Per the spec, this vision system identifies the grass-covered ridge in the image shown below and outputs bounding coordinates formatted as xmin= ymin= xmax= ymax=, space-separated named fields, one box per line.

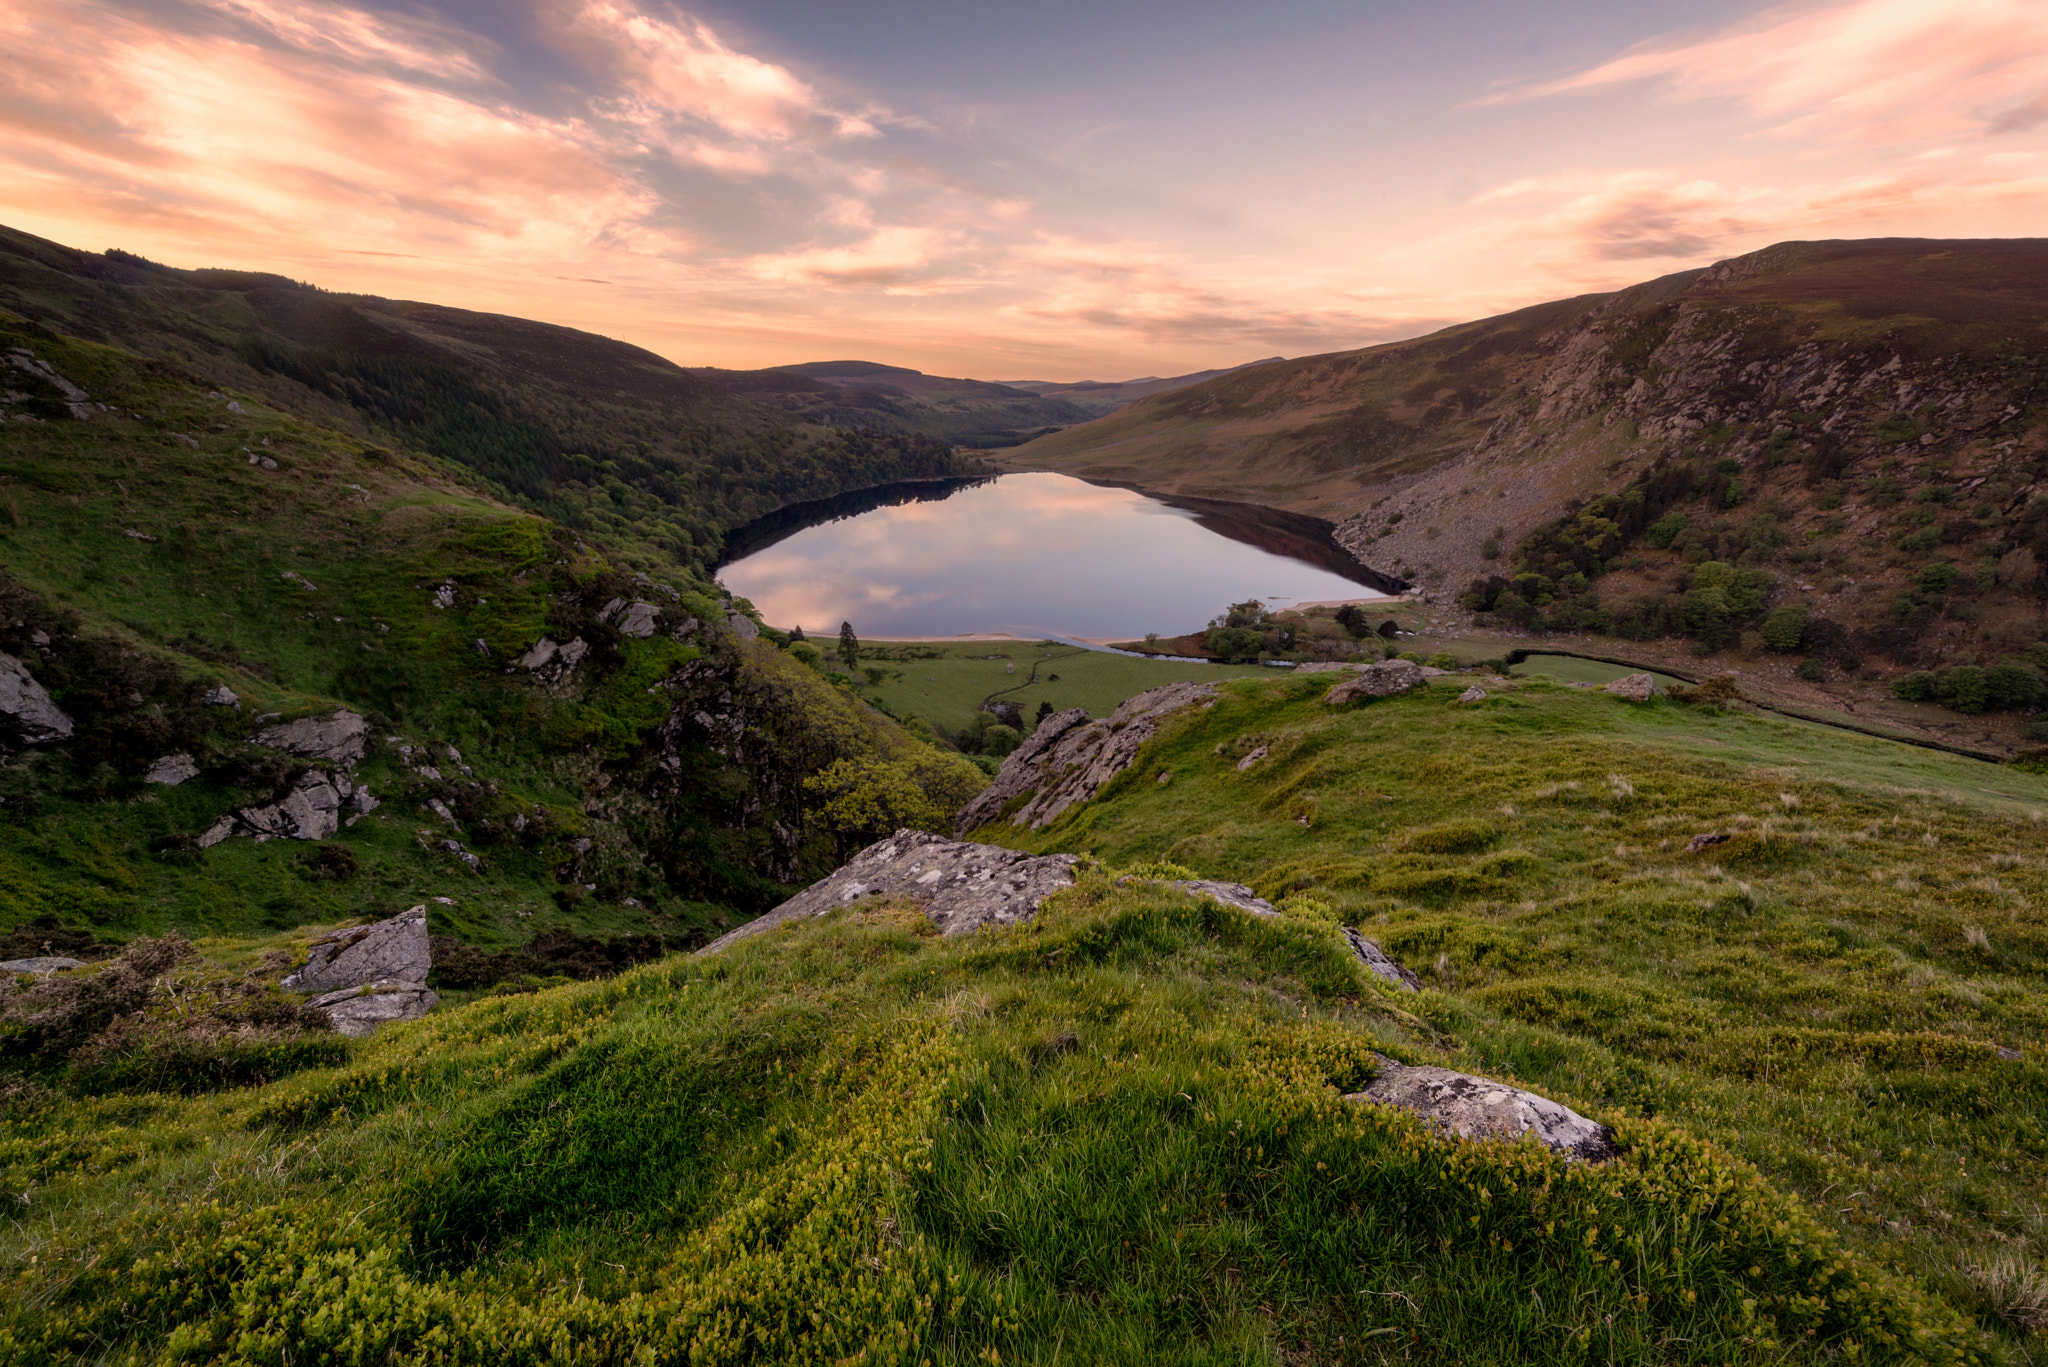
xmin=965 ymin=668 xmax=2048 ymax=1358
xmin=0 ymin=873 xmax=1983 ymax=1364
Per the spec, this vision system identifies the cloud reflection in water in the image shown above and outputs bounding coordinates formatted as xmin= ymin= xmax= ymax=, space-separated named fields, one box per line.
xmin=718 ymin=472 xmax=1386 ymax=639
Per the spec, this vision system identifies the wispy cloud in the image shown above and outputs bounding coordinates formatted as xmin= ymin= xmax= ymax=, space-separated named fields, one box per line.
xmin=1480 ymin=0 xmax=2048 ymax=146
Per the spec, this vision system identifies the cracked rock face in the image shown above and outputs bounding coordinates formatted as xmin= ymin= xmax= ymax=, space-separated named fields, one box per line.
xmin=1348 ymin=1055 xmax=1616 ymax=1161
xmin=1323 ymin=660 xmax=1425 ymax=705
xmin=0 ymin=651 xmax=74 ymax=745
xmin=236 ymin=770 xmax=350 ymax=841
xmin=282 ymin=905 xmax=431 ymax=993
xmin=698 ymin=830 xmax=1081 ymax=955
xmin=255 ymin=709 xmax=369 ymax=765
xmin=955 ymin=682 xmax=1216 ymax=835
xmin=306 ymin=979 xmax=438 ymax=1037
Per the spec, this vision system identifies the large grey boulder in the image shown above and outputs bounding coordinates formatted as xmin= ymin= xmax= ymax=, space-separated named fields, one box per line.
xmin=1324 ymin=660 xmax=1425 ymax=705
xmin=617 ymin=602 xmax=660 ymax=638
xmin=255 ymin=709 xmax=369 ymax=765
xmin=1347 ymin=1054 xmax=1616 ymax=1161
xmin=955 ymin=681 xmax=1216 ymax=835
xmin=282 ymin=905 xmax=431 ymax=992
xmin=306 ymin=979 xmax=437 ymax=1037
xmin=0 ymin=957 xmax=85 ymax=975
xmin=699 ymin=831 xmax=1081 ymax=954
xmin=237 ymin=770 xmax=349 ymax=841
xmin=0 ymin=652 xmax=73 ymax=744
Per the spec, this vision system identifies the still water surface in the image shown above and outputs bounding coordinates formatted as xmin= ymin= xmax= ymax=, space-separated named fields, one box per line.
xmin=716 ymin=472 xmax=1391 ymax=639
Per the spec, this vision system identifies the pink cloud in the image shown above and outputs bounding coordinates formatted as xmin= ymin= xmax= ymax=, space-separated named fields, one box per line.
xmin=1485 ymin=0 xmax=2048 ymax=146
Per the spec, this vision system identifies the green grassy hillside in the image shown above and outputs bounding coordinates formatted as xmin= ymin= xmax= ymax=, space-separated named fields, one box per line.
xmin=9 ymin=672 xmax=2046 ymax=1362
xmin=0 ymin=311 xmax=979 ymax=957
xmin=0 ymin=224 xmax=975 ymax=576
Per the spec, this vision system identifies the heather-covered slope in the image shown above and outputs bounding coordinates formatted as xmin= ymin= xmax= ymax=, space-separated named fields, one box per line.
xmin=1005 ymin=239 xmax=2048 ymax=734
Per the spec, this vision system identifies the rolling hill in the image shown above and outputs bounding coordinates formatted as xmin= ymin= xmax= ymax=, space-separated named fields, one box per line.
xmin=686 ymin=359 xmax=1093 ymax=446
xmin=0 ymin=224 xmax=973 ymax=574
xmin=1002 ymin=239 xmax=2048 ymax=741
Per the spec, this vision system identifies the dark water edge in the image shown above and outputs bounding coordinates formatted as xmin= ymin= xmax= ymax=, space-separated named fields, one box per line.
xmin=714 ymin=474 xmax=1402 ymax=594
xmin=712 ymin=477 xmax=995 ymax=568
xmin=1088 ymin=482 xmax=1406 ymax=595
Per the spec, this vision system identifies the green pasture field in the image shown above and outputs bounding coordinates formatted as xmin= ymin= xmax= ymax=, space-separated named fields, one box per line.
xmin=853 ymin=640 xmax=1273 ymax=733
xmin=1510 ymin=653 xmax=1694 ymax=692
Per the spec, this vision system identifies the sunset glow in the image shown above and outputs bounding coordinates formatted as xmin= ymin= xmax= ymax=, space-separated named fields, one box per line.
xmin=6 ymin=0 xmax=2045 ymax=377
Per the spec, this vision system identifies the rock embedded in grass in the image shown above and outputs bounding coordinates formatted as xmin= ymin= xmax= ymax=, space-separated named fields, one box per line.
xmin=698 ymin=830 xmax=1083 ymax=953
xmin=1349 ymin=1055 xmax=1616 ymax=1161
xmin=254 ymin=708 xmax=370 ymax=765
xmin=282 ymin=905 xmax=432 ymax=993
xmin=955 ymin=681 xmax=1218 ymax=834
xmin=143 ymin=752 xmax=198 ymax=786
xmin=0 ymin=650 xmax=74 ymax=744
xmin=0 ymin=956 xmax=86 ymax=975
xmin=1604 ymin=672 xmax=1657 ymax=701
xmin=1322 ymin=659 xmax=1425 ymax=705
xmin=306 ymin=978 xmax=438 ymax=1037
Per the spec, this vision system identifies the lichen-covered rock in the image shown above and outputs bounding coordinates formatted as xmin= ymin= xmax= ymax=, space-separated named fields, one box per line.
xmin=282 ymin=906 xmax=431 ymax=992
xmin=144 ymin=753 xmax=199 ymax=786
xmin=306 ymin=979 xmax=437 ymax=1037
xmin=1457 ymin=685 xmax=1486 ymax=704
xmin=0 ymin=651 xmax=73 ymax=745
xmin=955 ymin=682 xmax=1216 ymax=834
xmin=0 ymin=956 xmax=86 ymax=975
xmin=1341 ymin=930 xmax=1421 ymax=991
xmin=1347 ymin=1055 xmax=1616 ymax=1161
xmin=201 ymin=685 xmax=239 ymax=707
xmin=1604 ymin=672 xmax=1656 ymax=701
xmin=255 ymin=709 xmax=369 ymax=765
xmin=1323 ymin=660 xmax=1425 ymax=705
xmin=699 ymin=831 xmax=1080 ymax=955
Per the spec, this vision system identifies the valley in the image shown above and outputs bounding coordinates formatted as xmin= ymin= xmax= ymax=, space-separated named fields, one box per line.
xmin=2 ymin=224 xmax=2046 ymax=1365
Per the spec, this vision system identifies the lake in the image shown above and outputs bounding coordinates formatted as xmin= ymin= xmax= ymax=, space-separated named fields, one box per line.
xmin=716 ymin=472 xmax=1395 ymax=640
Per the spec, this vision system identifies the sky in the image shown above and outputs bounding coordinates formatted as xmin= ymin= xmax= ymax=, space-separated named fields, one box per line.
xmin=5 ymin=0 xmax=2046 ymax=380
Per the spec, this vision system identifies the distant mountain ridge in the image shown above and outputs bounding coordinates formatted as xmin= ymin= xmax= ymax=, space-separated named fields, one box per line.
xmin=1001 ymin=358 xmax=1286 ymax=416
xmin=686 ymin=360 xmax=1092 ymax=447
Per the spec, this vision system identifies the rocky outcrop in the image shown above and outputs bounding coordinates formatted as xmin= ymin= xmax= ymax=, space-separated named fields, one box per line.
xmin=955 ymin=682 xmax=1216 ymax=834
xmin=255 ymin=709 xmax=369 ymax=765
xmin=1603 ymin=673 xmax=1656 ymax=701
xmin=305 ymin=979 xmax=438 ymax=1037
xmin=1457 ymin=685 xmax=1486 ymax=704
xmin=0 ymin=652 xmax=73 ymax=744
xmin=516 ymin=636 xmax=590 ymax=687
xmin=144 ymin=753 xmax=199 ymax=786
xmin=0 ymin=956 xmax=86 ymax=975
xmin=281 ymin=906 xmax=431 ymax=992
xmin=1323 ymin=659 xmax=1425 ymax=704
xmin=202 ymin=769 xmax=368 ymax=845
xmin=1341 ymin=929 xmax=1423 ymax=991
xmin=1348 ymin=1055 xmax=1615 ymax=1161
xmin=698 ymin=831 xmax=1081 ymax=954
xmin=202 ymin=685 xmax=239 ymax=707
